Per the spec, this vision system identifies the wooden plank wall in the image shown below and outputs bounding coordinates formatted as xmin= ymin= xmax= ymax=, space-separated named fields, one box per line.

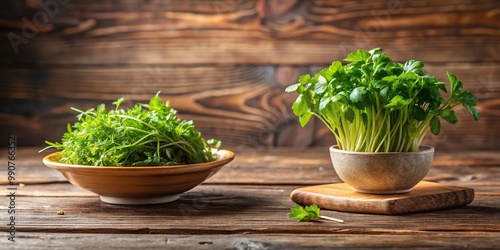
xmin=1 ymin=0 xmax=499 ymax=151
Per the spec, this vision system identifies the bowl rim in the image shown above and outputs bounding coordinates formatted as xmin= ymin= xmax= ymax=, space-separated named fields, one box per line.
xmin=329 ymin=145 xmax=434 ymax=155
xmin=42 ymin=149 xmax=235 ymax=171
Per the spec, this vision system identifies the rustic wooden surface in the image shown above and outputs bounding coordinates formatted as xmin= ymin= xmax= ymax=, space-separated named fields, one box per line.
xmin=0 ymin=147 xmax=499 ymax=249
xmin=1 ymin=0 xmax=499 ymax=151
xmin=290 ymin=181 xmax=475 ymax=214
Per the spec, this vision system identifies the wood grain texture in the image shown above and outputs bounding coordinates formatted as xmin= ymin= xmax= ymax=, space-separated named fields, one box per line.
xmin=290 ymin=181 xmax=475 ymax=214
xmin=0 ymin=0 xmax=498 ymax=65
xmin=4 ymin=233 xmax=500 ymax=250
xmin=2 ymin=186 xmax=499 ymax=234
xmin=1 ymin=63 xmax=498 ymax=149
xmin=4 ymin=182 xmax=499 ymax=199
xmin=3 ymin=147 xmax=500 ymax=186
xmin=0 ymin=0 xmax=498 ymax=150
xmin=0 ymin=147 xmax=499 ymax=248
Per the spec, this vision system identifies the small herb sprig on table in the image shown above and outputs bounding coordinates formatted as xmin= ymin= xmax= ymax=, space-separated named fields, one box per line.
xmin=285 ymin=48 xmax=479 ymax=152
xmin=288 ymin=204 xmax=344 ymax=223
xmin=40 ymin=92 xmax=220 ymax=166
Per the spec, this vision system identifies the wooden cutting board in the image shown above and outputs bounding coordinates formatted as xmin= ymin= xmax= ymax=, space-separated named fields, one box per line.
xmin=290 ymin=181 xmax=474 ymax=215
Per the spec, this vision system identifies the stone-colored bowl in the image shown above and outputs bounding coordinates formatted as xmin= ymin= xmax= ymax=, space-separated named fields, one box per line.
xmin=43 ymin=150 xmax=234 ymax=205
xmin=329 ymin=145 xmax=434 ymax=194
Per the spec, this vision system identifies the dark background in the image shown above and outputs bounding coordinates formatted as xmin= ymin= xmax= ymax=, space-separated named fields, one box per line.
xmin=1 ymin=0 xmax=499 ymax=151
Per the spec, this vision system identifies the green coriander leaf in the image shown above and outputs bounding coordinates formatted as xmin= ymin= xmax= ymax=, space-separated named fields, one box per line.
xmin=385 ymin=95 xmax=411 ymax=109
xmin=411 ymin=106 xmax=427 ymax=121
xmin=314 ymin=75 xmax=328 ymax=94
xmin=299 ymin=112 xmax=312 ymax=127
xmin=361 ymin=64 xmax=374 ymax=78
xmin=288 ymin=204 xmax=343 ymax=223
xmin=304 ymin=204 xmax=320 ymax=218
xmin=453 ymin=81 xmax=464 ymax=97
xmin=435 ymin=81 xmax=447 ymax=93
xmin=447 ymin=71 xmax=463 ymax=96
xmin=372 ymin=52 xmax=391 ymax=67
xmin=331 ymin=92 xmax=347 ymax=104
xmin=379 ymin=86 xmax=393 ymax=104
xmin=344 ymin=49 xmax=370 ymax=62
xmin=459 ymin=91 xmax=479 ymax=107
xmin=398 ymin=72 xmax=419 ymax=82
xmin=350 ymin=87 xmax=367 ymax=103
xmin=292 ymin=94 xmax=308 ymax=116
xmin=463 ymin=103 xmax=480 ymax=121
xmin=430 ymin=116 xmax=441 ymax=135
xmin=329 ymin=61 xmax=343 ymax=73
xmin=382 ymin=75 xmax=398 ymax=83
xmin=288 ymin=204 xmax=320 ymax=222
xmin=319 ymin=94 xmax=331 ymax=111
xmin=368 ymin=47 xmax=383 ymax=56
xmin=318 ymin=68 xmax=334 ymax=82
xmin=439 ymin=108 xmax=458 ymax=124
xmin=447 ymin=71 xmax=457 ymax=84
xmin=403 ymin=60 xmax=424 ymax=75
xmin=420 ymin=74 xmax=436 ymax=85
xmin=285 ymin=83 xmax=301 ymax=93
xmin=298 ymin=74 xmax=311 ymax=85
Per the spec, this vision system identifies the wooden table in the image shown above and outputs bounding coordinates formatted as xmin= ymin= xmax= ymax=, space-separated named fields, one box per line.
xmin=2 ymin=147 xmax=500 ymax=249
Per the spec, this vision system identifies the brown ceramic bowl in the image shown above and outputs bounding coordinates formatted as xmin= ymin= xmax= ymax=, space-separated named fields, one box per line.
xmin=42 ymin=150 xmax=234 ymax=205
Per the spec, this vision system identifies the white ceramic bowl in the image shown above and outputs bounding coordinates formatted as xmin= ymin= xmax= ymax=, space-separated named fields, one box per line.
xmin=43 ymin=150 xmax=234 ymax=205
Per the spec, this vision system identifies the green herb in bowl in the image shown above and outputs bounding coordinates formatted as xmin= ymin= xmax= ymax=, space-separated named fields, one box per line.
xmin=285 ymin=48 xmax=479 ymax=152
xmin=40 ymin=92 xmax=220 ymax=166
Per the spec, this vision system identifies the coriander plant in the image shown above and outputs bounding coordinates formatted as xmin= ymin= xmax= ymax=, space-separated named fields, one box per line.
xmin=288 ymin=204 xmax=343 ymax=223
xmin=41 ymin=92 xmax=220 ymax=166
xmin=285 ymin=48 xmax=479 ymax=152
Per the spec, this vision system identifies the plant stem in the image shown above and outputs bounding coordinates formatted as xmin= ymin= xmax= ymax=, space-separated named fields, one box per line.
xmin=320 ymin=215 xmax=344 ymax=223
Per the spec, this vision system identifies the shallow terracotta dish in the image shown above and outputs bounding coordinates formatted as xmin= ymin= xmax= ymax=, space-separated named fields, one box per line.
xmin=42 ymin=150 xmax=234 ymax=205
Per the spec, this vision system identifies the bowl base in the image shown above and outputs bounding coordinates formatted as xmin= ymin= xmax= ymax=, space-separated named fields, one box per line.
xmin=100 ymin=194 xmax=181 ymax=205
xmin=353 ymin=188 xmax=413 ymax=194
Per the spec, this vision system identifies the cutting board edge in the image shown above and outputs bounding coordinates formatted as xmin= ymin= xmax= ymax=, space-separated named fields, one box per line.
xmin=290 ymin=182 xmax=475 ymax=215
xmin=290 ymin=189 xmax=395 ymax=214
